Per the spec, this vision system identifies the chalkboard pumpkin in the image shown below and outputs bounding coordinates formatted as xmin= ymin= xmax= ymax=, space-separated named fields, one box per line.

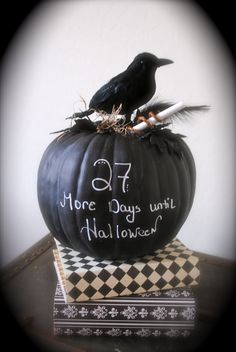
xmin=37 ymin=125 xmax=195 ymax=259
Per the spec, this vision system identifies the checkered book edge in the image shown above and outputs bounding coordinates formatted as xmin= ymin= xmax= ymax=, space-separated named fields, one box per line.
xmin=53 ymin=239 xmax=200 ymax=302
xmin=54 ymin=281 xmax=196 ymax=338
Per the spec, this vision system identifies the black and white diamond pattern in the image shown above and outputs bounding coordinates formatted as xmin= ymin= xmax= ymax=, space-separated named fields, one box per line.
xmin=54 ymin=239 xmax=200 ymax=303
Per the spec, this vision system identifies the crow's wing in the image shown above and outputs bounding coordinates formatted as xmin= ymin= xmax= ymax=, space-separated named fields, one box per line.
xmin=89 ymin=79 xmax=127 ymax=111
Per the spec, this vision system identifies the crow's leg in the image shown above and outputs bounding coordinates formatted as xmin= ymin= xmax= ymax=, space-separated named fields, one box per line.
xmin=124 ymin=113 xmax=132 ymax=124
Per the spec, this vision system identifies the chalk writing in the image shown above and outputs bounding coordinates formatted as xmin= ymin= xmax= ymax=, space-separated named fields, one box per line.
xmin=149 ymin=198 xmax=176 ymax=212
xmin=58 ymin=158 xmax=178 ymax=243
xmin=80 ymin=215 xmax=163 ymax=242
xmin=59 ymin=192 xmax=96 ymax=212
xmin=115 ymin=162 xmax=131 ymax=193
xmin=92 ymin=159 xmax=112 ymax=192
xmin=108 ymin=198 xmax=141 ymax=223
xmin=92 ymin=159 xmax=131 ymax=194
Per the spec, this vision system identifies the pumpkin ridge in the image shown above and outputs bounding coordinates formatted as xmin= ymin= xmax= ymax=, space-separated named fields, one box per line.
xmin=74 ymin=132 xmax=107 ymax=255
xmin=181 ymin=141 xmax=196 ymax=214
xmin=55 ymin=137 xmax=70 ymax=244
xmin=95 ymin=133 xmax=117 ymax=257
xmin=138 ymin=141 xmax=161 ymax=254
xmin=173 ymin=141 xmax=196 ymax=235
xmin=72 ymin=132 xmax=98 ymax=251
xmin=111 ymin=134 xmax=119 ymax=259
xmin=56 ymin=133 xmax=92 ymax=248
xmin=46 ymin=133 xmax=77 ymax=244
xmin=169 ymin=148 xmax=187 ymax=238
xmin=161 ymin=147 xmax=181 ymax=245
xmin=56 ymin=135 xmax=74 ymax=246
xmin=151 ymin=145 xmax=164 ymax=248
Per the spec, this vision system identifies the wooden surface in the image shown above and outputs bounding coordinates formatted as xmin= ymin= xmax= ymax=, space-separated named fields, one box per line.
xmin=1 ymin=234 xmax=236 ymax=352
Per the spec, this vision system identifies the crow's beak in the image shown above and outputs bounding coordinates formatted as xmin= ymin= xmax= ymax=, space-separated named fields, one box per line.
xmin=157 ymin=58 xmax=174 ymax=67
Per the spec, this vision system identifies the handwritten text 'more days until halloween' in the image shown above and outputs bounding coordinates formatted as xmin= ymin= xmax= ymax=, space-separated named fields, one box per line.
xmin=59 ymin=192 xmax=176 ymax=224
xmin=57 ymin=158 xmax=177 ymax=242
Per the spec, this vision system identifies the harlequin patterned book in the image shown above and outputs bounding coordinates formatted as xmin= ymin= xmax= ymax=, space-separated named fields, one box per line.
xmin=54 ymin=281 xmax=196 ymax=337
xmin=53 ymin=238 xmax=200 ymax=302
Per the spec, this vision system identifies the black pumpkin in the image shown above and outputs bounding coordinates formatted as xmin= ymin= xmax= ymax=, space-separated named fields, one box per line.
xmin=37 ymin=129 xmax=195 ymax=259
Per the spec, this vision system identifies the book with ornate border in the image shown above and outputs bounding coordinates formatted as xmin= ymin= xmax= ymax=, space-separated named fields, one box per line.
xmin=53 ymin=281 xmax=196 ymax=337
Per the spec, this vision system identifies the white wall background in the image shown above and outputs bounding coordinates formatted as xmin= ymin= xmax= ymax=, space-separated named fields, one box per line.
xmin=0 ymin=0 xmax=235 ymax=266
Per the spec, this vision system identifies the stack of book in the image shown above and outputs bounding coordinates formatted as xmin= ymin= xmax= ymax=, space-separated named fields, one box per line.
xmin=53 ymin=238 xmax=200 ymax=337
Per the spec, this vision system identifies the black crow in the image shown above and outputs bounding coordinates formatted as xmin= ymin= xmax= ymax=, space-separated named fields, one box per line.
xmin=70 ymin=52 xmax=173 ymax=122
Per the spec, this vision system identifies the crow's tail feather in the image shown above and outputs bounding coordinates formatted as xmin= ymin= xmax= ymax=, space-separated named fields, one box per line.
xmin=139 ymin=101 xmax=210 ymax=122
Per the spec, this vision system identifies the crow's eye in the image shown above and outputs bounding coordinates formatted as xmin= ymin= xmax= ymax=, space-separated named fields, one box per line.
xmin=140 ymin=60 xmax=144 ymax=64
